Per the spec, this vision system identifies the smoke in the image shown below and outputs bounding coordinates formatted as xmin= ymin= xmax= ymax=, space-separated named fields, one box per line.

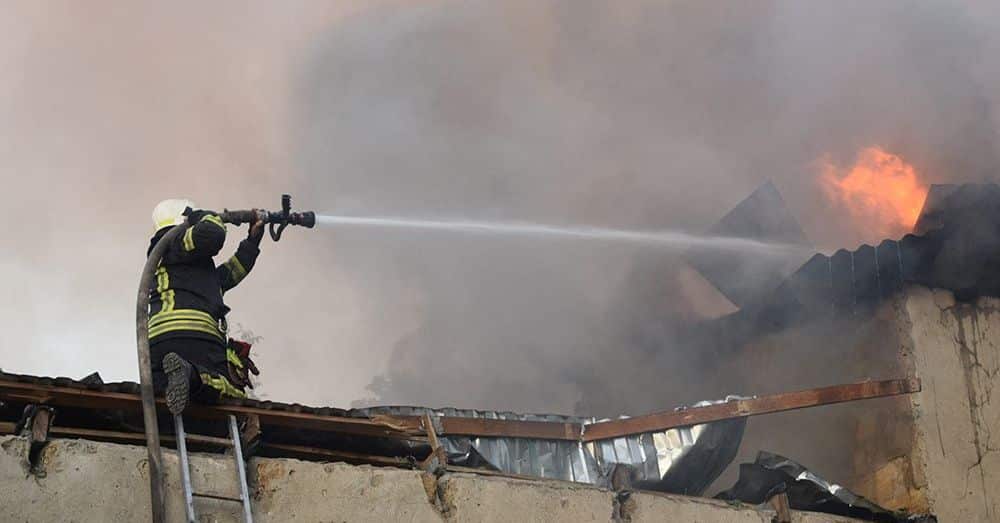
xmin=2 ymin=1 xmax=1000 ymax=421
xmin=292 ymin=0 xmax=1000 ymax=414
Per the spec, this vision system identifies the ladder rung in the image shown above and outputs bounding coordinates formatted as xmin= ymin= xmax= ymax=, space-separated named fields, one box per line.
xmin=175 ymin=433 xmax=234 ymax=447
xmin=193 ymin=492 xmax=244 ymax=503
xmin=176 ymin=414 xmax=254 ymax=522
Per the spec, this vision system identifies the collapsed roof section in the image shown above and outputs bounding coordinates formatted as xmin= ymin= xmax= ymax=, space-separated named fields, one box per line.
xmin=779 ymin=183 xmax=1000 ymax=313
xmin=354 ymin=405 xmax=745 ymax=495
xmin=709 ymin=183 xmax=1000 ymax=342
xmin=685 ymin=181 xmax=812 ymax=308
xmin=0 ymin=371 xmax=917 ymax=497
xmin=912 ymin=183 xmax=1000 ymax=236
xmin=0 ymin=371 xmax=744 ymax=496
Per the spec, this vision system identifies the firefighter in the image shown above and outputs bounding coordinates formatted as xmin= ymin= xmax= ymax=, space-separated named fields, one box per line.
xmin=147 ymin=199 xmax=263 ymax=414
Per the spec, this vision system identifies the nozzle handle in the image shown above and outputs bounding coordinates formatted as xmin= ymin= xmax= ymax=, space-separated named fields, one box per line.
xmin=218 ymin=194 xmax=315 ymax=242
xmin=220 ymin=209 xmax=266 ymax=226
xmin=269 ymin=221 xmax=289 ymax=242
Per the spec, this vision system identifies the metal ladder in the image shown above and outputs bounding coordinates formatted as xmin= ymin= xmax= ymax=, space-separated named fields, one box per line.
xmin=174 ymin=414 xmax=254 ymax=523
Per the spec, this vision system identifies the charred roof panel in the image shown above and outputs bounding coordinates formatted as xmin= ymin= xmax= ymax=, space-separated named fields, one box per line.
xmin=730 ymin=183 xmax=1000 ymax=337
xmin=913 ymin=183 xmax=1000 ymax=236
xmin=685 ymin=181 xmax=811 ymax=307
xmin=876 ymin=240 xmax=903 ymax=300
xmin=853 ymin=244 xmax=879 ymax=314
xmin=0 ymin=370 xmax=746 ymax=497
xmin=660 ymin=186 xmax=1000 ymax=362
xmin=829 ymin=249 xmax=855 ymax=316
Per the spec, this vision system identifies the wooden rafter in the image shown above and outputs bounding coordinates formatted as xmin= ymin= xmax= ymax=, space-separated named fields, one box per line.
xmin=0 ymin=377 xmax=920 ymax=443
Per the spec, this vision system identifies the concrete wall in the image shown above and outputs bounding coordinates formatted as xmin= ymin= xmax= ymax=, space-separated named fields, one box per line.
xmin=0 ymin=435 xmax=861 ymax=522
xmin=901 ymin=286 xmax=1000 ymax=522
xmin=702 ymin=285 xmax=1000 ymax=521
xmin=622 ymin=491 xmax=860 ymax=523
xmin=703 ymin=298 xmax=912 ymax=497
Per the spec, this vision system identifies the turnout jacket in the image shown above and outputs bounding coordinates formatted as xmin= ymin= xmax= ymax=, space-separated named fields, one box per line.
xmin=147 ymin=212 xmax=260 ymax=345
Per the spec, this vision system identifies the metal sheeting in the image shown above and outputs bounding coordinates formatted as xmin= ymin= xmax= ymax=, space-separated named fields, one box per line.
xmin=717 ymin=451 xmax=935 ymax=522
xmin=353 ymin=401 xmax=746 ymax=495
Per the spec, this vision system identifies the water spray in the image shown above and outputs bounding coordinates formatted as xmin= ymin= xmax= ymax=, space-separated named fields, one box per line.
xmin=314 ymin=214 xmax=805 ymax=255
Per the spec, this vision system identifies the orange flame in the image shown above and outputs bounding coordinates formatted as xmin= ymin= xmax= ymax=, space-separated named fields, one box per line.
xmin=819 ymin=146 xmax=928 ymax=239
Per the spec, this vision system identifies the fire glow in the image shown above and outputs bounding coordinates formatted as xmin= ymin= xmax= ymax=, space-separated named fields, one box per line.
xmin=820 ymin=146 xmax=928 ymax=239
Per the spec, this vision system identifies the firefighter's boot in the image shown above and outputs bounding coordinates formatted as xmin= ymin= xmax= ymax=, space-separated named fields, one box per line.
xmin=163 ymin=352 xmax=193 ymax=415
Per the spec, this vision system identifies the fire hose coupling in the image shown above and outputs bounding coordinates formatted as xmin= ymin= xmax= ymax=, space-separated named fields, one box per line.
xmin=218 ymin=194 xmax=316 ymax=241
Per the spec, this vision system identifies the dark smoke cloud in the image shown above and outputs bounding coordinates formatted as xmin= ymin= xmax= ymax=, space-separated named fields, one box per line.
xmin=293 ymin=0 xmax=1000 ymax=414
xmin=2 ymin=1 xmax=999 ymax=418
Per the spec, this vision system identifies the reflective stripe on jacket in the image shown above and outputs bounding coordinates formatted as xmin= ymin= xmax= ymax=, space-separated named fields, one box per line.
xmin=147 ymin=212 xmax=259 ymax=345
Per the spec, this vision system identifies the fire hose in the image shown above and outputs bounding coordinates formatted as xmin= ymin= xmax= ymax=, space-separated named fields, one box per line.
xmin=135 ymin=194 xmax=314 ymax=523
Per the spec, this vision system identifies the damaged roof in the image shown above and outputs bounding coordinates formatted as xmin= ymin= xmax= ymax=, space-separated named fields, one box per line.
xmin=700 ymin=182 xmax=1000 ymax=344
xmin=685 ymin=181 xmax=812 ymax=308
xmin=0 ymin=370 xmax=917 ymax=496
xmin=0 ymin=370 xmax=745 ymax=495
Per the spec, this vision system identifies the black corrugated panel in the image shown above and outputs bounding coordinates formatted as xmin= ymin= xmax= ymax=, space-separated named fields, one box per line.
xmin=784 ymin=253 xmax=833 ymax=316
xmin=830 ymin=249 xmax=855 ymax=316
xmin=685 ymin=181 xmax=812 ymax=307
xmin=762 ymin=217 xmax=1000 ymax=320
xmin=853 ymin=245 xmax=879 ymax=313
xmin=897 ymin=234 xmax=925 ymax=283
xmin=876 ymin=240 xmax=903 ymax=299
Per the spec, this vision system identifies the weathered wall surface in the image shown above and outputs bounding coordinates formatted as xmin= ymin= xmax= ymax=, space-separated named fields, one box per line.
xmin=622 ymin=491 xmax=860 ymax=523
xmin=0 ymin=435 xmax=245 ymax=522
xmin=253 ymin=459 xmax=442 ymax=522
xmin=705 ymin=300 xmax=912 ymax=498
xmin=0 ymin=435 xmax=862 ymax=522
xmin=438 ymin=473 xmax=614 ymax=522
xmin=901 ymin=286 xmax=1000 ymax=522
xmin=710 ymin=285 xmax=1000 ymax=521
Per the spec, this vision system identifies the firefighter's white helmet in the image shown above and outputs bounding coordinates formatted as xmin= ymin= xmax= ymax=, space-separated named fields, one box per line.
xmin=152 ymin=199 xmax=196 ymax=231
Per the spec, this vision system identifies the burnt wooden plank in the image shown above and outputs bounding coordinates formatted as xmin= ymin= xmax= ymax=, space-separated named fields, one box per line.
xmin=580 ymin=378 xmax=920 ymax=442
xmin=1 ymin=377 xmax=922 ymax=444
xmin=260 ymin=442 xmax=411 ymax=468
xmin=29 ymin=407 xmax=53 ymax=444
xmin=0 ymin=379 xmax=422 ymax=440
xmin=0 ymin=421 xmax=232 ymax=448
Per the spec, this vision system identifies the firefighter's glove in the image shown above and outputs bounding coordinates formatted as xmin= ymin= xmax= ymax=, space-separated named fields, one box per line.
xmin=247 ymin=209 xmax=265 ymax=247
xmin=227 ymin=339 xmax=260 ymax=389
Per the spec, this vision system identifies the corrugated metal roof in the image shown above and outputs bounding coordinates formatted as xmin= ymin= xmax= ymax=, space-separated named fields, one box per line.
xmin=0 ymin=370 xmax=746 ymax=495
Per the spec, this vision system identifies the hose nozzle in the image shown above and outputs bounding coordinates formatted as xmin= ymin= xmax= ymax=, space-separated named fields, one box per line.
xmin=220 ymin=194 xmax=316 ymax=241
xmin=288 ymin=211 xmax=316 ymax=228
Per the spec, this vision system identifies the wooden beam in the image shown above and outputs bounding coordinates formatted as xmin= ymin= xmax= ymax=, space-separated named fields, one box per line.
xmin=0 ymin=421 xmax=411 ymax=468
xmin=769 ymin=492 xmax=792 ymax=523
xmin=0 ymin=421 xmax=413 ymax=468
xmin=420 ymin=413 xmax=448 ymax=472
xmin=0 ymin=421 xmax=233 ymax=448
xmin=1 ymin=377 xmax=922 ymax=444
xmin=0 ymin=379 xmax=422 ymax=440
xmin=29 ymin=407 xmax=53 ymax=445
xmin=581 ymin=378 xmax=921 ymax=442
xmin=0 ymin=378 xmax=575 ymax=441
xmin=260 ymin=442 xmax=411 ymax=468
